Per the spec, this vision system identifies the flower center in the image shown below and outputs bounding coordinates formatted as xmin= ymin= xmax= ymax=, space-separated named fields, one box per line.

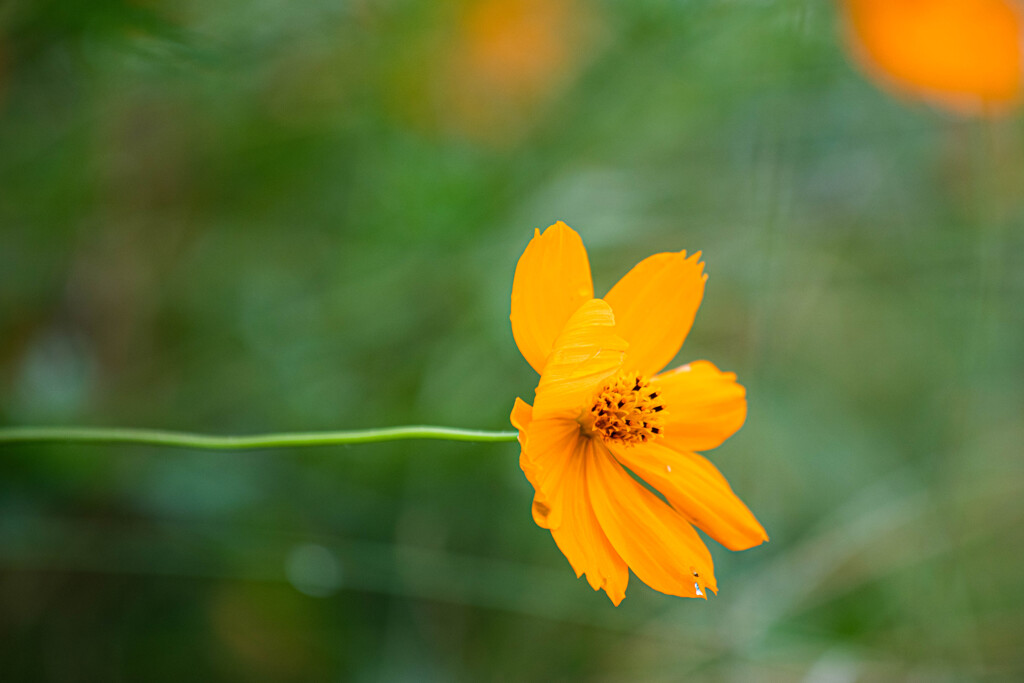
xmin=584 ymin=372 xmax=665 ymax=446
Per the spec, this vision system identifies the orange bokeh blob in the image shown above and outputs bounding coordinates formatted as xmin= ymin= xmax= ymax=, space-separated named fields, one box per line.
xmin=459 ymin=0 xmax=575 ymax=100
xmin=440 ymin=0 xmax=596 ymax=143
xmin=844 ymin=0 xmax=1024 ymax=114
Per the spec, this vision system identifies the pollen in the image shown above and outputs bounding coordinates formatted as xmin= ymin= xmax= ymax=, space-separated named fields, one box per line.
xmin=585 ymin=372 xmax=666 ymax=446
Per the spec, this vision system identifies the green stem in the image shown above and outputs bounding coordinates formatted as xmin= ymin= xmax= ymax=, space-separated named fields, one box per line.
xmin=0 ymin=426 xmax=518 ymax=451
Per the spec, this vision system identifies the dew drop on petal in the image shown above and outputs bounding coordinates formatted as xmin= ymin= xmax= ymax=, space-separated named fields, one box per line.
xmin=666 ymin=465 xmax=672 ymax=473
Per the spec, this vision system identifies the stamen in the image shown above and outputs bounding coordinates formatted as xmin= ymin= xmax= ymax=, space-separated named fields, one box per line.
xmin=584 ymin=373 xmax=666 ymax=446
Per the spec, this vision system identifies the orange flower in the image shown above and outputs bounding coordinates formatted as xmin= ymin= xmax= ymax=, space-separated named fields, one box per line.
xmin=509 ymin=222 xmax=767 ymax=605
xmin=437 ymin=0 xmax=598 ymax=144
xmin=843 ymin=0 xmax=1024 ymax=115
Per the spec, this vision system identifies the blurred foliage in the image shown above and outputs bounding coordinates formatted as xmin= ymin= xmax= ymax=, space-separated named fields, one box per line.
xmin=2 ymin=0 xmax=1023 ymax=680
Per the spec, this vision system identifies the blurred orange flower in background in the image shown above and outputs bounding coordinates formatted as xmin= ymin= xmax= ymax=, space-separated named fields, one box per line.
xmin=843 ymin=0 xmax=1024 ymax=115
xmin=509 ymin=223 xmax=767 ymax=605
xmin=440 ymin=0 xmax=597 ymax=143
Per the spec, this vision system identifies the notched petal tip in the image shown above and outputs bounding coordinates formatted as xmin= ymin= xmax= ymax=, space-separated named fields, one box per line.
xmin=603 ymin=582 xmax=626 ymax=606
xmin=604 ymin=250 xmax=708 ymax=377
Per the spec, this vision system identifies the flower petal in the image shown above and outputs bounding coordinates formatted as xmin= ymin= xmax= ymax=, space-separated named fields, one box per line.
xmin=548 ymin=437 xmax=629 ymax=605
xmin=511 ymin=398 xmax=563 ymax=528
xmin=514 ymin=406 xmax=629 ymax=603
xmin=519 ymin=417 xmax=580 ymax=530
xmin=533 ymin=299 xmax=627 ymax=421
xmin=604 ymin=251 xmax=707 ymax=377
xmin=511 ymin=222 xmax=594 ymax=374
xmin=652 ymin=360 xmax=747 ymax=453
xmin=610 ymin=442 xmax=768 ymax=551
xmin=510 ymin=397 xmax=533 ymax=436
xmin=587 ymin=442 xmax=716 ymax=598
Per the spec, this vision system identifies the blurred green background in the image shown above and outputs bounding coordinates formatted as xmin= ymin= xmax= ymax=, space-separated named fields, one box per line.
xmin=2 ymin=0 xmax=1023 ymax=680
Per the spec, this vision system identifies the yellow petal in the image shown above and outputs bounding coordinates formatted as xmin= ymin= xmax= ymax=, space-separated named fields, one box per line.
xmin=511 ymin=398 xmax=564 ymax=527
xmin=587 ymin=442 xmax=716 ymax=598
xmin=652 ymin=360 xmax=747 ymax=453
xmin=511 ymin=222 xmax=594 ymax=374
xmin=533 ymin=299 xmax=627 ymax=421
xmin=604 ymin=251 xmax=706 ymax=377
xmin=510 ymin=397 xmax=533 ymax=437
xmin=610 ymin=442 xmax=768 ymax=551
xmin=518 ymin=417 xmax=580 ymax=530
xmin=548 ymin=437 xmax=629 ymax=605
xmin=516 ymin=416 xmax=629 ymax=604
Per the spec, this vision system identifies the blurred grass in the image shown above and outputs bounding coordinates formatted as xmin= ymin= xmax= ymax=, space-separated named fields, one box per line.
xmin=2 ymin=0 xmax=1023 ymax=680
